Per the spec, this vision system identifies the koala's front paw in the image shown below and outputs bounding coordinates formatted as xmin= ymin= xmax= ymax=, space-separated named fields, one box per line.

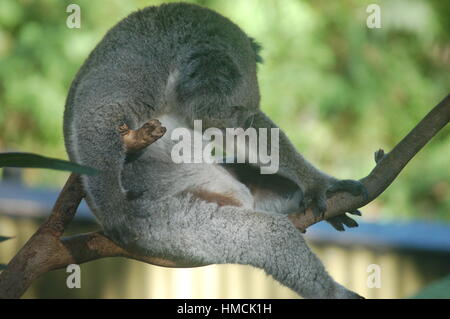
xmin=299 ymin=179 xmax=367 ymax=225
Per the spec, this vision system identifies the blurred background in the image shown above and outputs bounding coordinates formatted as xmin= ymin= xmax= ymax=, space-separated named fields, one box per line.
xmin=0 ymin=0 xmax=449 ymax=298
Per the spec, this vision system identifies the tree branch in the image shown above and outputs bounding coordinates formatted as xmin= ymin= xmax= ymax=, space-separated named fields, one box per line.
xmin=288 ymin=94 xmax=450 ymax=230
xmin=0 ymin=94 xmax=448 ymax=298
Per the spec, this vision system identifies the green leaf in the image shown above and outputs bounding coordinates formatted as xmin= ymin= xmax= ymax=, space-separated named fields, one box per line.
xmin=412 ymin=274 xmax=450 ymax=299
xmin=0 ymin=152 xmax=98 ymax=175
xmin=0 ymin=236 xmax=13 ymax=243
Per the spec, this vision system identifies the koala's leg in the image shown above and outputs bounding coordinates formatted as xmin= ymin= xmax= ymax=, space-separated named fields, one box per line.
xmin=118 ymin=194 xmax=362 ymax=299
xmin=247 ymin=111 xmax=367 ymax=217
xmin=222 ymin=163 xmax=361 ymax=231
xmin=221 ymin=162 xmax=302 ymax=214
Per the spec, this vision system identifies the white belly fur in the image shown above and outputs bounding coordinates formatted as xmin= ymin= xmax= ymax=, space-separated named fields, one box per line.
xmin=145 ymin=113 xmax=255 ymax=209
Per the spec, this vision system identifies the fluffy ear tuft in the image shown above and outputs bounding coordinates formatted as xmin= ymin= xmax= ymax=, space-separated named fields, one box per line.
xmin=176 ymin=49 xmax=241 ymax=103
xmin=249 ymin=37 xmax=263 ymax=63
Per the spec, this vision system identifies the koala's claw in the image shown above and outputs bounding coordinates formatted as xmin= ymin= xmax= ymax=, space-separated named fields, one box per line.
xmin=350 ymin=209 xmax=362 ymax=216
xmin=326 ymin=209 xmax=362 ymax=231
xmin=326 ymin=179 xmax=368 ymax=201
xmin=326 ymin=213 xmax=359 ymax=231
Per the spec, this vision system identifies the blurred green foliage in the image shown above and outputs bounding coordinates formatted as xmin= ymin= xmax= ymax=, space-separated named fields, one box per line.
xmin=0 ymin=0 xmax=449 ymax=221
xmin=412 ymin=274 xmax=450 ymax=299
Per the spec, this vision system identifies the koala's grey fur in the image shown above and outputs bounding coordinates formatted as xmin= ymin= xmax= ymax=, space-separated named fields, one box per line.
xmin=64 ymin=3 xmax=364 ymax=298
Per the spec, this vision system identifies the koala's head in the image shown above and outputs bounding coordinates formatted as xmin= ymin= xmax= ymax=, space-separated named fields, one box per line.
xmin=159 ymin=3 xmax=263 ymax=129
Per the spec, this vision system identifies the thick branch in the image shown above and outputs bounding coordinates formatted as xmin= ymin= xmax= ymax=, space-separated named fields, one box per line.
xmin=0 ymin=174 xmax=204 ymax=299
xmin=0 ymin=174 xmax=84 ymax=298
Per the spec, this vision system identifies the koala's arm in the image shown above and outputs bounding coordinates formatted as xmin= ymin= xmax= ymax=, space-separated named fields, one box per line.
xmin=248 ymin=110 xmax=367 ymax=216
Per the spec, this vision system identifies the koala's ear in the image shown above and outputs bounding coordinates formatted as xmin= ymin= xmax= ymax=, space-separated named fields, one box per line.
xmin=229 ymin=105 xmax=250 ymax=120
xmin=249 ymin=37 xmax=263 ymax=63
xmin=207 ymin=105 xmax=249 ymax=123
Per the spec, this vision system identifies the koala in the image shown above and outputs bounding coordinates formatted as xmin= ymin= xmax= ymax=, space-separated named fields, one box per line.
xmin=63 ymin=3 xmax=366 ymax=298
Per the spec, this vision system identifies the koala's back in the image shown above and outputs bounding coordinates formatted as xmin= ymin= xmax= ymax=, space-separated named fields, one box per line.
xmin=64 ymin=3 xmax=258 ymax=159
xmin=65 ymin=3 xmax=253 ymax=106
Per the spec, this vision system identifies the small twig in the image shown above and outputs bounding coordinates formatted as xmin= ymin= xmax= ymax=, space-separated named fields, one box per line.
xmin=119 ymin=119 xmax=166 ymax=154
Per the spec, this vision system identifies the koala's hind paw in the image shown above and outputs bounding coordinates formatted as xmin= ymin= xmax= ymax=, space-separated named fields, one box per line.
xmin=326 ymin=179 xmax=368 ymax=201
xmin=120 ymin=119 xmax=167 ymax=154
xmin=298 ymin=179 xmax=366 ymax=231
xmin=324 ymin=179 xmax=366 ymax=231
xmin=299 ymin=188 xmax=328 ymax=217
xmin=326 ymin=211 xmax=361 ymax=231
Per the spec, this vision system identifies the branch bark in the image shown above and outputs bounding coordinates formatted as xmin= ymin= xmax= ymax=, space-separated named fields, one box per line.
xmin=0 ymin=94 xmax=448 ymax=299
